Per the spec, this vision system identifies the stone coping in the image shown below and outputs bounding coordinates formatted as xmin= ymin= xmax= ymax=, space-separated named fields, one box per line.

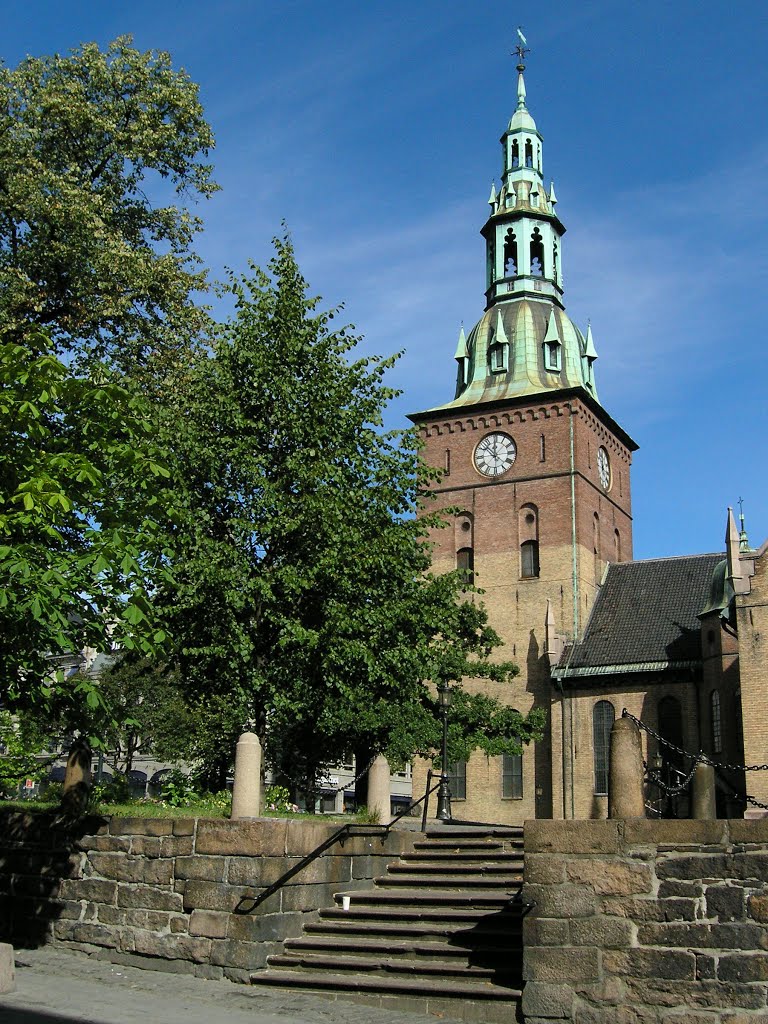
xmin=524 ymin=818 xmax=768 ymax=854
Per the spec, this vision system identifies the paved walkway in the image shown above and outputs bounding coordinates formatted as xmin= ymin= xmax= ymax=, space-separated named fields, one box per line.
xmin=0 ymin=948 xmax=438 ymax=1024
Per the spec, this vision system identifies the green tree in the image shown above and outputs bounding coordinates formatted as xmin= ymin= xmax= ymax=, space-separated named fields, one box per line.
xmin=0 ymin=37 xmax=217 ymax=730
xmin=158 ymin=235 xmax=543 ymax=800
xmin=0 ymin=36 xmax=217 ymax=369
xmin=0 ymin=328 xmax=175 ymax=722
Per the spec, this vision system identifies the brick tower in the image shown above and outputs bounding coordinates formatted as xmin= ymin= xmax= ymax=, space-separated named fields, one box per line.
xmin=409 ymin=45 xmax=638 ymax=822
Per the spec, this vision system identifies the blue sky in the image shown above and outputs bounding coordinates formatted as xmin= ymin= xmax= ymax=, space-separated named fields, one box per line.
xmin=5 ymin=2 xmax=767 ymax=560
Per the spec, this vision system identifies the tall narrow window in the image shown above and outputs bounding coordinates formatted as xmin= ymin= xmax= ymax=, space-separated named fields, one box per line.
xmin=658 ymin=696 xmax=684 ymax=769
xmin=521 ymin=540 xmax=539 ymax=579
xmin=520 ymin=503 xmax=540 ymax=579
xmin=504 ymin=229 xmax=518 ymax=276
xmin=447 ymin=761 xmax=466 ymax=800
xmin=552 ymin=242 xmax=559 ymax=282
xmin=524 ymin=140 xmax=533 ymax=168
xmin=456 ymin=547 xmax=474 ymax=588
xmin=543 ymin=340 xmax=561 ymax=372
xmin=593 ymin=512 xmax=601 ymax=584
xmin=711 ymin=690 xmax=722 ymax=754
xmin=540 ymin=434 xmax=546 ymax=462
xmin=530 ymin=228 xmax=544 ymax=277
xmin=511 ymin=140 xmax=519 ymax=168
xmin=593 ymin=700 xmax=615 ymax=795
xmin=614 ymin=528 xmax=621 ymax=562
xmin=502 ymin=751 xmax=523 ymax=799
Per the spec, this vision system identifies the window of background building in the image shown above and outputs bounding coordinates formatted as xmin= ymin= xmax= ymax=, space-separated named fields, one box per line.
xmin=593 ymin=700 xmax=615 ymax=795
xmin=502 ymin=751 xmax=523 ymax=799
xmin=711 ymin=690 xmax=722 ymax=754
xmin=447 ymin=761 xmax=466 ymax=800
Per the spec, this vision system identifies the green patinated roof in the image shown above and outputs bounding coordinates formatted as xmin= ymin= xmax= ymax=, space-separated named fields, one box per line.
xmin=423 ymin=297 xmax=598 ymax=414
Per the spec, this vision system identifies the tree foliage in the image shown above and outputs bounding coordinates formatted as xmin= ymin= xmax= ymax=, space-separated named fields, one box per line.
xmin=0 ymin=37 xmax=217 ymax=720
xmin=0 ymin=329 xmax=177 ymax=716
xmin=156 ymin=235 xmax=543 ymax=793
xmin=0 ymin=36 xmax=217 ymax=368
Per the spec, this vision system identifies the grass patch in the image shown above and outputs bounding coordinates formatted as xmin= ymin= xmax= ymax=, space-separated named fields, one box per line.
xmin=1 ymin=798 xmax=349 ymax=822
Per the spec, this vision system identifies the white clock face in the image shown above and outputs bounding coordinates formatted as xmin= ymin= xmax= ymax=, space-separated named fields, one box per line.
xmin=474 ymin=432 xmax=517 ymax=478
xmin=597 ymin=446 xmax=611 ymax=490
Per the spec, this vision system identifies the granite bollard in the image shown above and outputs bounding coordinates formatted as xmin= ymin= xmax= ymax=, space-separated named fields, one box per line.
xmin=230 ymin=732 xmax=262 ymax=820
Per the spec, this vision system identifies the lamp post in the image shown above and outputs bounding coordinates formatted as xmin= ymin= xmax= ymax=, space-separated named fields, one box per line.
xmin=436 ymin=681 xmax=453 ymax=822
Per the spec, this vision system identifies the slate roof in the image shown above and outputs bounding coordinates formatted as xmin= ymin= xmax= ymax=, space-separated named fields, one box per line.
xmin=554 ymin=552 xmax=725 ymax=680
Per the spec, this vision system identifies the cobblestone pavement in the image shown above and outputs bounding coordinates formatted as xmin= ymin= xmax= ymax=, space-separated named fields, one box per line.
xmin=0 ymin=948 xmax=439 ymax=1024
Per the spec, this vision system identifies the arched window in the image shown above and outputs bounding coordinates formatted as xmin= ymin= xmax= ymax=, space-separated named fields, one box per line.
xmin=519 ymin=503 xmax=540 ymax=579
xmin=658 ymin=696 xmax=684 ymax=768
xmin=614 ymin=528 xmax=621 ymax=563
xmin=593 ymin=700 xmax=615 ymax=795
xmin=511 ymin=140 xmax=519 ymax=168
xmin=524 ymin=140 xmax=533 ymax=168
xmin=593 ymin=512 xmax=601 ymax=584
xmin=504 ymin=229 xmax=518 ymax=276
xmin=540 ymin=433 xmax=546 ymax=462
xmin=530 ymin=228 xmax=544 ymax=277
xmin=711 ymin=690 xmax=722 ymax=754
xmin=502 ymin=750 xmax=523 ymax=799
xmin=486 ymin=244 xmax=495 ymax=288
xmin=552 ymin=242 xmax=558 ymax=283
xmin=456 ymin=547 xmax=474 ymax=588
xmin=537 ymin=143 xmax=541 ymax=171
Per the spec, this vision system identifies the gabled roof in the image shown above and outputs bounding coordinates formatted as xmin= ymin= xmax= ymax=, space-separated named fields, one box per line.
xmin=554 ymin=552 xmax=724 ymax=681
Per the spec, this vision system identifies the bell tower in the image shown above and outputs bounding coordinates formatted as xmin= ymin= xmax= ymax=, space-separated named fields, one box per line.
xmin=409 ymin=39 xmax=638 ymax=822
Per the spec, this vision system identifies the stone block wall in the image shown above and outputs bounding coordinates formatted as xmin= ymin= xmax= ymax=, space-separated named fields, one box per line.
xmin=522 ymin=819 xmax=768 ymax=1024
xmin=0 ymin=811 xmax=414 ymax=981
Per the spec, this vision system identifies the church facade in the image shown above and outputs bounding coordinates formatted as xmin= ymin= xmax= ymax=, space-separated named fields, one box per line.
xmin=408 ymin=53 xmax=767 ymax=822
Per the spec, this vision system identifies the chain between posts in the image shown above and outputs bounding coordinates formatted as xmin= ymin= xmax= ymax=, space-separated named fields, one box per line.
xmin=321 ymin=753 xmax=380 ymax=797
xmin=622 ymin=708 xmax=768 ymax=811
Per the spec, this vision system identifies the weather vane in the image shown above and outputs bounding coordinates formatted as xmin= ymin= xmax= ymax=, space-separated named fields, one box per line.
xmin=513 ymin=26 xmax=530 ymax=66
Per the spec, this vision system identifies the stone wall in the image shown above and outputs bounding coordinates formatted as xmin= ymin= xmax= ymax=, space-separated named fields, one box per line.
xmin=522 ymin=819 xmax=768 ymax=1024
xmin=0 ymin=811 xmax=414 ymax=981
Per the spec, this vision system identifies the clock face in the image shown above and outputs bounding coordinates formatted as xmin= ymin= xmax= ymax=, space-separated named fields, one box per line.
xmin=474 ymin=432 xmax=517 ymax=478
xmin=597 ymin=446 xmax=611 ymax=490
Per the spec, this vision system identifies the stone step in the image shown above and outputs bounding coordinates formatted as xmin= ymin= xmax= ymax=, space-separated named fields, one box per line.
xmin=306 ymin=919 xmax=522 ymax=943
xmin=316 ymin=904 xmax=523 ymax=925
xmin=399 ymin=850 xmax=524 ymax=863
xmin=373 ymin=874 xmax=522 ymax=889
xmin=267 ymin=950 xmax=521 ymax=983
xmin=284 ymin=935 xmax=521 ymax=961
xmin=413 ymin=839 xmax=509 ymax=851
xmin=250 ymin=968 xmax=523 ymax=1002
xmin=423 ymin=827 xmax=523 ymax=839
xmin=335 ymin=887 xmax=517 ymax=908
xmin=388 ymin=860 xmax=523 ymax=875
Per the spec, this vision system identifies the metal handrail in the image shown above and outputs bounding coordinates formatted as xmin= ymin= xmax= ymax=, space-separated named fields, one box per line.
xmin=234 ymin=772 xmax=443 ymax=915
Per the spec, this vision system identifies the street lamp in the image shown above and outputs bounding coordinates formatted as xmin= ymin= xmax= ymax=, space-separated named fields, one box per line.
xmin=436 ymin=681 xmax=453 ymax=822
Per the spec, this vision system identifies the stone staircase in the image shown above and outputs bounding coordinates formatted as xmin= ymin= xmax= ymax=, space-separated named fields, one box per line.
xmin=250 ymin=826 xmax=526 ymax=1022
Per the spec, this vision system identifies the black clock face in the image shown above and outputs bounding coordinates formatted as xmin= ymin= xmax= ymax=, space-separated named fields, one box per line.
xmin=597 ymin=446 xmax=611 ymax=490
xmin=474 ymin=432 xmax=517 ymax=477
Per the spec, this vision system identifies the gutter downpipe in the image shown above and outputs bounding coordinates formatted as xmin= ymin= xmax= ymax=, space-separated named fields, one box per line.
xmin=566 ymin=409 xmax=579 ymax=820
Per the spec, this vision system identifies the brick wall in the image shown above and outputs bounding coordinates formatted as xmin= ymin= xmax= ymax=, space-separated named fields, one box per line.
xmin=0 ymin=812 xmax=414 ymax=981
xmin=413 ymin=395 xmax=634 ymax=825
xmin=737 ymin=543 xmax=768 ymax=811
xmin=522 ymin=819 xmax=768 ymax=1024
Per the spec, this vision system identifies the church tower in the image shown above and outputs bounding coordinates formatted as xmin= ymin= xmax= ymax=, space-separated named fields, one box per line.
xmin=409 ymin=43 xmax=638 ymax=822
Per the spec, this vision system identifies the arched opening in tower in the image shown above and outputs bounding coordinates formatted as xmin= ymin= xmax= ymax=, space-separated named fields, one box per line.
xmin=504 ymin=230 xmax=518 ymax=276
xmin=511 ymin=140 xmax=519 ymax=168
xmin=530 ymin=228 xmax=544 ymax=276
xmin=524 ymin=140 xmax=533 ymax=168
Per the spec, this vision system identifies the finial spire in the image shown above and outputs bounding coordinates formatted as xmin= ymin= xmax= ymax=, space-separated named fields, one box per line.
xmin=738 ymin=496 xmax=750 ymax=551
xmin=514 ymin=26 xmax=530 ymax=66
xmin=513 ymin=27 xmax=530 ymax=110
